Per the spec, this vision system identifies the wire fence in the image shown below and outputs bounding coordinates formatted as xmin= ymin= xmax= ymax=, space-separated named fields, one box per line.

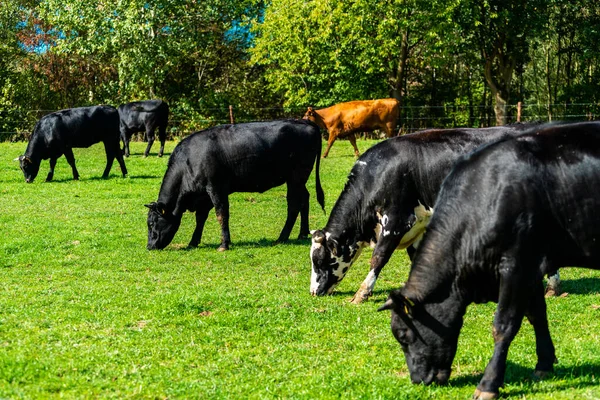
xmin=1 ymin=102 xmax=599 ymax=141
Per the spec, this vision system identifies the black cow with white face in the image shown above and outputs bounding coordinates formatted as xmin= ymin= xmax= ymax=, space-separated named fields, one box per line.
xmin=118 ymin=99 xmax=169 ymax=157
xmin=146 ymin=119 xmax=325 ymax=251
xmin=310 ymin=124 xmax=561 ymax=303
xmin=17 ymin=105 xmax=127 ymax=182
xmin=379 ymin=122 xmax=600 ymax=399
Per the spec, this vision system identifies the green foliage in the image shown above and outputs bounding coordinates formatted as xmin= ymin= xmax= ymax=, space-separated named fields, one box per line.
xmin=1 ymin=0 xmax=600 ymax=139
xmin=250 ymin=0 xmax=458 ymax=107
xmin=2 ymin=140 xmax=600 ymax=398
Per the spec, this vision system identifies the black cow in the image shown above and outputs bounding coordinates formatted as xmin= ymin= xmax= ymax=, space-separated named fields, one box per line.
xmin=310 ymin=123 xmax=562 ymax=303
xmin=146 ymin=119 xmax=325 ymax=251
xmin=118 ymin=99 xmax=169 ymax=157
xmin=379 ymin=122 xmax=600 ymax=399
xmin=17 ymin=105 xmax=127 ymax=183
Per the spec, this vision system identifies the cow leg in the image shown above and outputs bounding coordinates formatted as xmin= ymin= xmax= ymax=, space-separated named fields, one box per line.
xmin=157 ymin=124 xmax=167 ymax=157
xmin=46 ymin=157 xmax=58 ymax=182
xmin=207 ymin=187 xmax=231 ymax=251
xmin=102 ymin=142 xmax=116 ymax=178
xmin=322 ymin=132 xmax=337 ymax=158
xmin=348 ymin=134 xmax=360 ymax=157
xmin=525 ymin=279 xmax=557 ymax=377
xmin=297 ymin=185 xmax=311 ymax=240
xmin=351 ymin=236 xmax=401 ymax=304
xmin=121 ymin=128 xmax=130 ymax=157
xmin=63 ymin=148 xmax=80 ymax=180
xmin=276 ymin=183 xmax=306 ymax=243
xmin=188 ymin=201 xmax=213 ymax=248
xmin=144 ymin=127 xmax=155 ymax=158
xmin=383 ymin=122 xmax=397 ymax=138
xmin=112 ymin=140 xmax=128 ymax=177
xmin=545 ymin=271 xmax=561 ymax=297
xmin=475 ymin=262 xmax=528 ymax=399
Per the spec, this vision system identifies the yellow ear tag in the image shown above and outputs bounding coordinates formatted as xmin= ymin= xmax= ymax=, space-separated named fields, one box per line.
xmin=404 ymin=304 xmax=410 ymax=315
xmin=161 ymin=209 xmax=165 ymax=215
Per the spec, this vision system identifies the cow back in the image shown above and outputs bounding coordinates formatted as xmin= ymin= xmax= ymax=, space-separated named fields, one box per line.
xmin=158 ymin=119 xmax=321 ymax=206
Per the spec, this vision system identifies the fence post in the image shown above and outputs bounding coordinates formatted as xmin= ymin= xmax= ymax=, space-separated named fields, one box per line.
xmin=229 ymin=105 xmax=235 ymax=124
xmin=517 ymin=102 xmax=522 ymax=122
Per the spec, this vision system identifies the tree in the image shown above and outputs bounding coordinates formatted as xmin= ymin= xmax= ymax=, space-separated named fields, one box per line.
xmin=251 ymin=0 xmax=458 ymax=111
xmin=455 ymin=0 xmax=546 ymax=125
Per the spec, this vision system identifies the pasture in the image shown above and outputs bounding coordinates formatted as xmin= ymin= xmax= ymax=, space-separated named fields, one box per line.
xmin=2 ymin=139 xmax=600 ymax=399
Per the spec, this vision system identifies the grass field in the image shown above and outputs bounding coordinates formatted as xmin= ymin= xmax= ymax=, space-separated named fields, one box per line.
xmin=2 ymin=138 xmax=600 ymax=399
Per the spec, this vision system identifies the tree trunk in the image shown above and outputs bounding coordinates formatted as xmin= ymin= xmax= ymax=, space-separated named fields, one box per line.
xmin=545 ymin=44 xmax=553 ymax=121
xmin=483 ymin=54 xmax=514 ymax=126
xmin=391 ymin=26 xmax=410 ymax=131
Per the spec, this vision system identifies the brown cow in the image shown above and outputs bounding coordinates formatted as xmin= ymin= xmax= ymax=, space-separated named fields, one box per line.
xmin=303 ymin=98 xmax=400 ymax=158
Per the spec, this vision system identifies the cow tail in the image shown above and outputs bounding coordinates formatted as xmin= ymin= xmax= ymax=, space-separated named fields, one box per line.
xmin=315 ymin=143 xmax=325 ymax=213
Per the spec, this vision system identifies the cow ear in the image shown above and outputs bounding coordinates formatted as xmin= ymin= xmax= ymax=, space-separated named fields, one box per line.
xmin=378 ymin=290 xmax=415 ymax=318
xmin=144 ymin=202 xmax=157 ymax=210
xmin=312 ymin=230 xmax=325 ymax=244
xmin=13 ymin=156 xmax=22 ymax=162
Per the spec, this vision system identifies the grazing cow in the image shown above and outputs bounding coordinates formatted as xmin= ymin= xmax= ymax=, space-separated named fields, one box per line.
xmin=309 ymin=123 xmax=563 ymax=303
xmin=146 ymin=119 xmax=325 ymax=251
xmin=379 ymin=122 xmax=600 ymax=399
xmin=17 ymin=105 xmax=127 ymax=183
xmin=118 ymin=99 xmax=169 ymax=157
xmin=303 ymin=98 xmax=400 ymax=158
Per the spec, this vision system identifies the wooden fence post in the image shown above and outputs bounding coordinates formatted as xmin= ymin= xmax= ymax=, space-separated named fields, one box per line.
xmin=517 ymin=102 xmax=522 ymax=122
xmin=229 ymin=105 xmax=235 ymax=124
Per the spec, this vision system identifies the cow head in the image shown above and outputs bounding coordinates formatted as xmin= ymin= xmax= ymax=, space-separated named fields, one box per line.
xmin=303 ymin=107 xmax=316 ymax=121
xmin=310 ymin=230 xmax=364 ymax=296
xmin=378 ymin=289 xmax=463 ymax=386
xmin=145 ymin=202 xmax=182 ymax=250
xmin=16 ymin=155 xmax=39 ymax=183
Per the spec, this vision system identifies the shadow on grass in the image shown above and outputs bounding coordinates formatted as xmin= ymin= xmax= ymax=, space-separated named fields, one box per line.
xmin=125 ymin=152 xmax=171 ymax=158
xmin=559 ymin=277 xmax=600 ymax=295
xmin=169 ymin=237 xmax=313 ymax=251
xmin=448 ymin=361 xmax=600 ymax=396
xmin=327 ymin=289 xmax=391 ymax=299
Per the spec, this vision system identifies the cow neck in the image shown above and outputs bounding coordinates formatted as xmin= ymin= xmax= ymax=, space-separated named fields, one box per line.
xmin=157 ymin=165 xmax=185 ymax=217
xmin=402 ymin=227 xmax=458 ymax=305
xmin=313 ymin=109 xmax=329 ymax=131
xmin=324 ymin=189 xmax=370 ymax=250
xmin=25 ymin=133 xmax=46 ymax=161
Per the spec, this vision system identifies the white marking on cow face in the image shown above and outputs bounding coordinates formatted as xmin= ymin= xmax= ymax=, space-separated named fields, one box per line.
xmin=310 ymin=239 xmax=322 ymax=295
xmin=310 ymin=232 xmax=367 ymax=295
xmin=357 ymin=160 xmax=367 ymax=166
xmin=327 ymin=242 xmax=366 ymax=292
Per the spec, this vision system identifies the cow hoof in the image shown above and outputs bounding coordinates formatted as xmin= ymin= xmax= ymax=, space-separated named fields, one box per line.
xmin=158 ymin=154 xmax=163 ymax=158
xmin=217 ymin=246 xmax=228 ymax=252
xmin=472 ymin=389 xmax=498 ymax=400
xmin=350 ymin=292 xmax=369 ymax=304
xmin=545 ymin=284 xmax=561 ymax=297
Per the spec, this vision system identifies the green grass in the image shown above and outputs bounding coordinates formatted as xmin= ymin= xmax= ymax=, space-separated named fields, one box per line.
xmin=2 ymin=138 xmax=600 ymax=399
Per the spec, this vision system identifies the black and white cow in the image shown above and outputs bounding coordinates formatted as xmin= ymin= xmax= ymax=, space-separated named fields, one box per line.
xmin=17 ymin=105 xmax=127 ymax=182
xmin=379 ymin=121 xmax=600 ymax=399
xmin=310 ymin=123 xmax=563 ymax=303
xmin=118 ymin=99 xmax=169 ymax=157
xmin=146 ymin=119 xmax=325 ymax=251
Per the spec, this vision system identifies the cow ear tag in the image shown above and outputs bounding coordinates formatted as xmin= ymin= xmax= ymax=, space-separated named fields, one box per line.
xmin=403 ymin=296 xmax=415 ymax=318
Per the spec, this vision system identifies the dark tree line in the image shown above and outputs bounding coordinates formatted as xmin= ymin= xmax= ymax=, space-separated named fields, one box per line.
xmin=1 ymin=0 xmax=599 ymax=141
